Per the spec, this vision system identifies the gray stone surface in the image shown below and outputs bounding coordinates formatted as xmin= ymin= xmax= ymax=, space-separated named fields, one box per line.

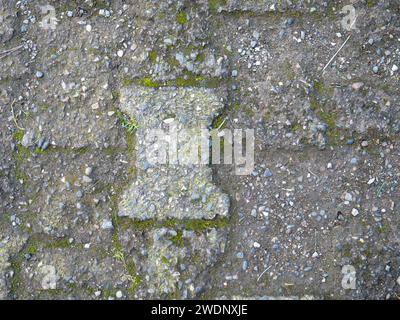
xmin=0 ymin=0 xmax=399 ymax=300
xmin=118 ymin=86 xmax=230 ymax=220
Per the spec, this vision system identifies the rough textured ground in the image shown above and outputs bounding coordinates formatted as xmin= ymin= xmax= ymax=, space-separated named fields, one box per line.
xmin=0 ymin=0 xmax=399 ymax=300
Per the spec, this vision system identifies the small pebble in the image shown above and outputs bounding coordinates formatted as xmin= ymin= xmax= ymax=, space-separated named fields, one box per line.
xmin=82 ymin=175 xmax=93 ymax=183
xmin=263 ymin=168 xmax=273 ymax=177
xmin=85 ymin=167 xmax=93 ymax=176
xmin=351 ymin=82 xmax=363 ymax=91
xmin=116 ymin=291 xmax=123 ymax=298
xmin=101 ymin=219 xmax=113 ymax=230
xmin=253 ymin=241 xmax=261 ymax=248
xmin=35 ymin=71 xmax=44 ymax=78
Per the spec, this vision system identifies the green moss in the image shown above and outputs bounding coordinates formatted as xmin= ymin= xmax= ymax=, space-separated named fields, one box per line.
xmin=176 ymin=11 xmax=188 ymax=25
xmin=148 ymin=50 xmax=158 ymax=63
xmin=128 ymin=275 xmax=142 ymax=294
xmin=342 ymin=243 xmax=352 ymax=258
xmin=26 ymin=243 xmax=38 ymax=255
xmin=366 ymin=0 xmax=376 ymax=8
xmin=122 ymin=77 xmax=134 ymax=87
xmin=111 ymin=91 xmax=120 ymax=102
xmin=291 ymin=122 xmax=301 ymax=133
xmin=377 ymin=223 xmax=389 ymax=234
xmin=117 ymin=217 xmax=229 ymax=233
xmin=161 ymin=255 xmax=170 ymax=264
xmin=163 ymin=219 xmax=178 ymax=229
xmin=310 ymin=96 xmax=319 ymax=111
xmin=232 ymin=103 xmax=241 ymax=111
xmin=10 ymin=256 xmax=23 ymax=296
xmin=119 ymin=218 xmax=157 ymax=231
xmin=325 ymin=1 xmax=337 ymax=18
xmin=170 ymin=230 xmax=184 ymax=247
xmin=14 ymin=130 xmax=25 ymax=142
xmin=195 ymin=52 xmax=205 ymax=63
xmin=317 ymin=110 xmax=340 ymax=144
xmin=136 ymin=75 xmax=221 ymax=88
xmin=13 ymin=145 xmax=31 ymax=183
xmin=111 ymin=224 xmax=141 ymax=296
xmin=212 ymin=114 xmax=227 ymax=129
xmin=317 ymin=110 xmax=336 ymax=130
xmin=137 ymin=77 xmax=160 ymax=88
xmin=33 ymin=146 xmax=52 ymax=155
xmin=167 ymin=74 xmax=205 ymax=87
xmin=183 ymin=218 xmax=229 ymax=232
xmin=209 ymin=0 xmax=227 ymax=14
xmin=45 ymin=238 xmax=71 ymax=249
xmin=313 ymin=80 xmax=325 ymax=95
xmin=168 ymin=57 xmax=180 ymax=68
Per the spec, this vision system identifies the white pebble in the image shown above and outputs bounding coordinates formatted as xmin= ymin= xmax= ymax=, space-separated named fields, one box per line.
xmin=351 ymin=208 xmax=359 ymax=217
xmin=117 ymin=50 xmax=124 ymax=57
xmin=344 ymin=192 xmax=353 ymax=202
xmin=253 ymin=242 xmax=261 ymax=248
xmin=392 ymin=64 xmax=398 ymax=72
xmin=82 ymin=175 xmax=92 ymax=183
xmin=116 ymin=290 xmax=123 ymax=298
xmin=86 ymin=24 xmax=92 ymax=32
xmin=101 ymin=219 xmax=113 ymax=230
xmin=85 ymin=167 xmax=93 ymax=176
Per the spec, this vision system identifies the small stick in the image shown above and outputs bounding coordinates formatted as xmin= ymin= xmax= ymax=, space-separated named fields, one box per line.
xmin=0 ymin=45 xmax=24 ymax=55
xmin=257 ymin=265 xmax=271 ymax=282
xmin=217 ymin=118 xmax=226 ymax=131
xmin=0 ymin=45 xmax=24 ymax=60
xmin=322 ymin=35 xmax=351 ymax=74
xmin=322 ymin=14 xmax=358 ymax=74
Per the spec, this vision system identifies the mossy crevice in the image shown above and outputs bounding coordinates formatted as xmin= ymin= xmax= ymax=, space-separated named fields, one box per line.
xmin=117 ymin=216 xmax=230 ymax=233
xmin=136 ymin=75 xmax=223 ymax=88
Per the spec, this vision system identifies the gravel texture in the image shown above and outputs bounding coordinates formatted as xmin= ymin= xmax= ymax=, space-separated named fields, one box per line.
xmin=0 ymin=0 xmax=399 ymax=300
